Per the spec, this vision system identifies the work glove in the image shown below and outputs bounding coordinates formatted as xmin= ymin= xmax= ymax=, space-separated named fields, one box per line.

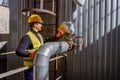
xmin=29 ymin=51 xmax=37 ymax=58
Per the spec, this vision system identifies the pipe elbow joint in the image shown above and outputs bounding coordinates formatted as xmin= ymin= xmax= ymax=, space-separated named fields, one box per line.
xmin=36 ymin=42 xmax=69 ymax=57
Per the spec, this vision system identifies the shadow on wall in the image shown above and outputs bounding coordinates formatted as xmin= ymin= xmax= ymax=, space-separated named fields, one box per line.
xmin=66 ymin=25 xmax=120 ymax=80
xmin=0 ymin=1 xmax=8 ymax=80
xmin=0 ymin=44 xmax=7 ymax=80
xmin=117 ymin=25 xmax=120 ymax=80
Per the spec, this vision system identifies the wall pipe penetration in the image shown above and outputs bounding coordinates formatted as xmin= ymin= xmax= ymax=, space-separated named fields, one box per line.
xmin=33 ymin=42 xmax=69 ymax=80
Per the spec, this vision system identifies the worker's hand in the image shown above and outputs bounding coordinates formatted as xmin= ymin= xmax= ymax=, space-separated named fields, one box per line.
xmin=29 ymin=51 xmax=37 ymax=58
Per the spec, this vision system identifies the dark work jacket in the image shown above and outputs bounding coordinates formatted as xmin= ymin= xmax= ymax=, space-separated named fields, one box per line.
xmin=16 ymin=29 xmax=59 ymax=57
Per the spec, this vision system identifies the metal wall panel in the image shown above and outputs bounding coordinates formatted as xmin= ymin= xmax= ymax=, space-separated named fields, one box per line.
xmin=0 ymin=1 xmax=9 ymax=80
xmin=7 ymin=0 xmax=33 ymax=80
xmin=66 ymin=0 xmax=120 ymax=80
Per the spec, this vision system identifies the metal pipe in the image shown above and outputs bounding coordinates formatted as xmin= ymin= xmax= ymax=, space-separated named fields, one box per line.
xmin=40 ymin=0 xmax=43 ymax=9
xmin=65 ymin=0 xmax=69 ymax=21
xmin=0 ymin=67 xmax=29 ymax=79
xmin=74 ymin=0 xmax=85 ymax=6
xmin=33 ymin=42 xmax=69 ymax=80
xmin=72 ymin=1 xmax=79 ymax=23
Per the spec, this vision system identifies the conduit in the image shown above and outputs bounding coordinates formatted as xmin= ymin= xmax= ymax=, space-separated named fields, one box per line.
xmin=0 ymin=67 xmax=29 ymax=79
xmin=33 ymin=42 xmax=69 ymax=80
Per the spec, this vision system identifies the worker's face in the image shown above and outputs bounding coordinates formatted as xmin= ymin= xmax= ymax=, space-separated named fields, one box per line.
xmin=35 ymin=23 xmax=43 ymax=31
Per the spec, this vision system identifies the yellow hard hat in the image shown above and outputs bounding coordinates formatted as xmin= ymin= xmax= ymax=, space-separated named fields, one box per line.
xmin=28 ymin=14 xmax=43 ymax=24
xmin=56 ymin=23 xmax=67 ymax=38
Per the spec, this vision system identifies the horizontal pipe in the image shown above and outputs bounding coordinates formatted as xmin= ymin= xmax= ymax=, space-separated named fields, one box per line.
xmin=0 ymin=67 xmax=29 ymax=79
xmin=0 ymin=51 xmax=15 ymax=55
xmin=49 ymin=54 xmax=67 ymax=62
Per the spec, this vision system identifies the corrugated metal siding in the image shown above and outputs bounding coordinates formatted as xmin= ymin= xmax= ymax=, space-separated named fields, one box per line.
xmin=66 ymin=0 xmax=120 ymax=80
xmin=7 ymin=0 xmax=34 ymax=80
xmin=0 ymin=1 xmax=9 ymax=80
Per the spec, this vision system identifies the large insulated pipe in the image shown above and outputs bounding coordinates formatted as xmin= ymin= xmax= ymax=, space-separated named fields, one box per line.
xmin=33 ymin=42 xmax=69 ymax=80
xmin=72 ymin=1 xmax=79 ymax=23
xmin=74 ymin=0 xmax=85 ymax=6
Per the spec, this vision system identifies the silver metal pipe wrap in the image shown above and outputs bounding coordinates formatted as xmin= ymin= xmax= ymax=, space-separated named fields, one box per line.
xmin=33 ymin=42 xmax=69 ymax=80
xmin=72 ymin=1 xmax=79 ymax=23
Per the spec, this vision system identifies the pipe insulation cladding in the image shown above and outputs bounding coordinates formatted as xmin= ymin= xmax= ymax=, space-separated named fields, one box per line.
xmin=74 ymin=0 xmax=85 ymax=6
xmin=33 ymin=42 xmax=69 ymax=80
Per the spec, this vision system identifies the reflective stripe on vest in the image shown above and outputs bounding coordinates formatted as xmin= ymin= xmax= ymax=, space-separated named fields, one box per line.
xmin=24 ymin=31 xmax=43 ymax=67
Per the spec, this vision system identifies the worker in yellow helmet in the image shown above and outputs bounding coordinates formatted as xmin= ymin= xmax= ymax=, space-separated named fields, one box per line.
xmin=16 ymin=14 xmax=44 ymax=80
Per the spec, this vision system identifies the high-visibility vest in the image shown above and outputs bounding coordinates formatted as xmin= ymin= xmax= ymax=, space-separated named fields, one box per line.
xmin=24 ymin=31 xmax=43 ymax=67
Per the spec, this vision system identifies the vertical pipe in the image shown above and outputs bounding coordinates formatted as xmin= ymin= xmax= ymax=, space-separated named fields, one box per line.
xmin=40 ymin=0 xmax=43 ymax=9
xmin=52 ymin=0 xmax=54 ymax=12
xmin=55 ymin=0 xmax=59 ymax=79
xmin=65 ymin=0 xmax=68 ymax=21
xmin=78 ymin=6 xmax=83 ymax=51
xmin=89 ymin=0 xmax=94 ymax=44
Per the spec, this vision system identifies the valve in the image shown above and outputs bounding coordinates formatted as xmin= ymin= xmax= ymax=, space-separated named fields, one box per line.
xmin=56 ymin=21 xmax=84 ymax=50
